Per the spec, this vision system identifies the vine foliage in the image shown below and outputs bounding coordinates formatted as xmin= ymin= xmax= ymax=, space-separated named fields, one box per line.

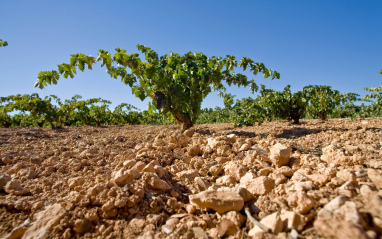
xmin=0 ymin=39 xmax=8 ymax=47
xmin=35 ymin=45 xmax=279 ymax=130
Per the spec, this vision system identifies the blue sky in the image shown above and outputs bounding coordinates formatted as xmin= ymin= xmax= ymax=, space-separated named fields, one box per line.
xmin=1 ymin=0 xmax=381 ymax=111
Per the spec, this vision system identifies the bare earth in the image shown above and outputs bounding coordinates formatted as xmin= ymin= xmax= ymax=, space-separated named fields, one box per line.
xmin=0 ymin=118 xmax=382 ymax=239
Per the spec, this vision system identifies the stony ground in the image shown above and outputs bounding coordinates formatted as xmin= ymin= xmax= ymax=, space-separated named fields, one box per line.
xmin=0 ymin=118 xmax=382 ymax=239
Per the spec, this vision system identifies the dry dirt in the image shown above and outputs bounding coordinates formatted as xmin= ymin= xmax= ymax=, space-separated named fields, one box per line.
xmin=0 ymin=118 xmax=382 ymax=239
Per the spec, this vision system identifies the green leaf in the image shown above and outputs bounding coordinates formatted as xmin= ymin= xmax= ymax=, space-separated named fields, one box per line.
xmin=78 ymin=62 xmax=85 ymax=71
xmin=0 ymin=39 xmax=8 ymax=47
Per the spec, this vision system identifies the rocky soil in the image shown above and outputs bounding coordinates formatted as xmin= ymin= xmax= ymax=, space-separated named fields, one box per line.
xmin=0 ymin=118 xmax=382 ymax=239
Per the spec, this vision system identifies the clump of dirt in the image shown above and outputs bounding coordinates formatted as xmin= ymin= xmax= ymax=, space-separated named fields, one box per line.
xmin=0 ymin=118 xmax=381 ymax=238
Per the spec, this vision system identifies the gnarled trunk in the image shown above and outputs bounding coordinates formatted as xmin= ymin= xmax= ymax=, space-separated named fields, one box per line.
xmin=318 ymin=110 xmax=327 ymax=120
xmin=289 ymin=112 xmax=302 ymax=124
xmin=173 ymin=112 xmax=193 ymax=132
xmin=291 ymin=114 xmax=300 ymax=124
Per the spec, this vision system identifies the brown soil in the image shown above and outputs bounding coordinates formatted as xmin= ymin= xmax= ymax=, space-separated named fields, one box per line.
xmin=0 ymin=118 xmax=381 ymax=238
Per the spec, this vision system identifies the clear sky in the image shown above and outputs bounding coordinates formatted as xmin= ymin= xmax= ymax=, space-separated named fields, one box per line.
xmin=1 ymin=0 xmax=381 ymax=111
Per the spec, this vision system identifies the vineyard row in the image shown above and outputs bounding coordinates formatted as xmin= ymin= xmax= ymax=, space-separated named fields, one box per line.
xmin=1 ymin=84 xmax=381 ymax=129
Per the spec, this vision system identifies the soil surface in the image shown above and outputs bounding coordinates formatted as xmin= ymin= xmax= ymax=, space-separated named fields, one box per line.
xmin=0 ymin=118 xmax=382 ymax=239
